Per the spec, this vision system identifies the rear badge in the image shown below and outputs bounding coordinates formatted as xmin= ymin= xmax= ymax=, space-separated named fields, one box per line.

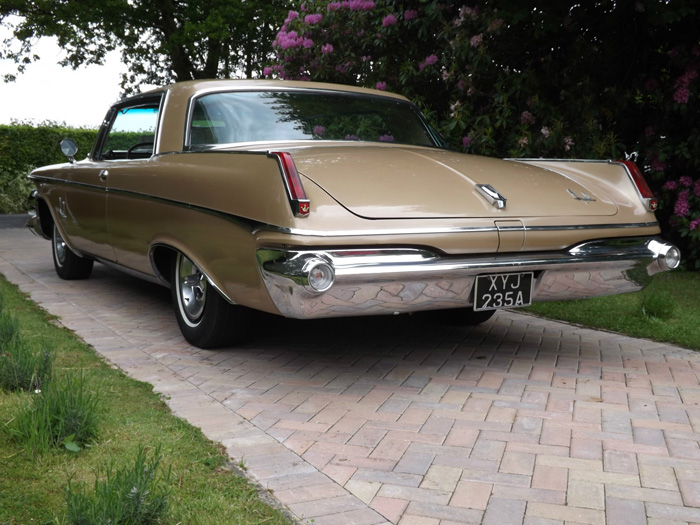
xmin=476 ymin=184 xmax=507 ymax=209
xmin=567 ymin=189 xmax=596 ymax=203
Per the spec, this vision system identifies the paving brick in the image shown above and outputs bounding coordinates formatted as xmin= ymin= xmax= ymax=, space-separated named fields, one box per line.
xmin=646 ymin=502 xmax=700 ymax=522
xmin=570 ymin=437 xmax=603 ymax=460
xmin=605 ymin=496 xmax=647 ymax=524
xmin=471 ymin=438 xmax=507 ymax=462
xmin=526 ymin=502 xmax=605 ymax=525
xmin=482 ymin=497 xmax=526 ymax=525
xmin=405 ymin=501 xmax=483 ymax=523
xmin=288 ymin=494 xmax=370 ymax=520
xmin=568 ymin=468 xmax=640 ymax=487
xmin=603 ymin=449 xmax=639 ymax=474
xmin=450 ymin=480 xmax=492 ymax=510
xmin=370 ymin=496 xmax=409 ymax=524
xmin=639 ymin=462 xmax=678 ymax=491
xmin=420 ymin=465 xmax=462 ymax=492
xmin=606 ymin=484 xmax=683 ymax=505
xmin=377 ymin=485 xmax=451 ymax=505
xmin=532 ymin=464 xmax=568 ymax=491
xmin=346 ymin=479 xmax=382 ymax=504
xmin=537 ymin=455 xmax=602 ymax=471
xmin=500 ymin=450 xmax=536 ymax=476
xmin=491 ymin=485 xmax=565 ymax=504
xmin=678 ymin=479 xmax=700 ymax=507
xmin=567 ymin=479 xmax=604 ymax=510
xmin=539 ymin=421 xmax=572 ymax=447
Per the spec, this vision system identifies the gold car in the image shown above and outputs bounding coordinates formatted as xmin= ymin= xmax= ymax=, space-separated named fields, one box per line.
xmin=27 ymin=79 xmax=680 ymax=348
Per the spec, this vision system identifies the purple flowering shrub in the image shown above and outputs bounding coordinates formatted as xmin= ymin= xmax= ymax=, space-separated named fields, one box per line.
xmin=267 ymin=1 xmax=700 ymax=267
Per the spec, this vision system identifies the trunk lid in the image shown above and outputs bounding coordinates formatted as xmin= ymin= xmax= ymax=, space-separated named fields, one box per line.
xmin=291 ymin=145 xmax=618 ymax=219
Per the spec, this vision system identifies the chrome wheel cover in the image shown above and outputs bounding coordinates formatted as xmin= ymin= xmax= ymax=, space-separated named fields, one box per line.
xmin=177 ymin=254 xmax=207 ymax=326
xmin=53 ymin=225 xmax=66 ymax=266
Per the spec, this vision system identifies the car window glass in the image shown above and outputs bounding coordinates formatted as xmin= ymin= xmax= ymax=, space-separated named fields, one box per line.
xmin=188 ymin=91 xmax=439 ymax=148
xmin=100 ymin=106 xmax=159 ymax=160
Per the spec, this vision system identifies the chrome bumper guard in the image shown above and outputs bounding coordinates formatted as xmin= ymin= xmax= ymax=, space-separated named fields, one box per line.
xmin=25 ymin=211 xmax=43 ymax=238
xmin=256 ymin=237 xmax=680 ymax=319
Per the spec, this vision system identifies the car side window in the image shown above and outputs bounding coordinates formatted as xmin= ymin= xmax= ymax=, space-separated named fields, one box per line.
xmin=99 ymin=104 xmax=160 ymax=160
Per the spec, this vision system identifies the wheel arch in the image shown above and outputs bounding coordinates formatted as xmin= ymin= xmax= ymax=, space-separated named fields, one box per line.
xmin=36 ymin=197 xmax=55 ymax=240
xmin=149 ymin=243 xmax=236 ymax=305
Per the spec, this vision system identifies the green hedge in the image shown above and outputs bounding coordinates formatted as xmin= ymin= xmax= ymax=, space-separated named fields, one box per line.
xmin=0 ymin=123 xmax=98 ymax=214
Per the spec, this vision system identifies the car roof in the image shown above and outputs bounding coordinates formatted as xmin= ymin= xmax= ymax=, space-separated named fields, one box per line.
xmin=136 ymin=78 xmax=410 ymax=104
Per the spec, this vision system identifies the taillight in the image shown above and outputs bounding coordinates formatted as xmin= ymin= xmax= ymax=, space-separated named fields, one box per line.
xmin=618 ymin=160 xmax=658 ymax=212
xmin=269 ymin=151 xmax=310 ymax=217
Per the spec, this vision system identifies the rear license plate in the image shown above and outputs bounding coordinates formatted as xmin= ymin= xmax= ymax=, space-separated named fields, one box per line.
xmin=473 ymin=272 xmax=533 ymax=311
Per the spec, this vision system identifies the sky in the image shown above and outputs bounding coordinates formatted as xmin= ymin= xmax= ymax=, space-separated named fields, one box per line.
xmin=0 ymin=33 xmax=125 ymax=129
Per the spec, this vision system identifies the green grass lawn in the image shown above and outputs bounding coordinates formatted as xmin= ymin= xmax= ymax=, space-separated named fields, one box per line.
xmin=523 ymin=270 xmax=700 ymax=351
xmin=0 ymin=274 xmax=291 ymax=524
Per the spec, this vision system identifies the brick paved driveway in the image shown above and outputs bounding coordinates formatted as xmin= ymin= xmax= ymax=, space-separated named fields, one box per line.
xmin=2 ymin=228 xmax=700 ymax=524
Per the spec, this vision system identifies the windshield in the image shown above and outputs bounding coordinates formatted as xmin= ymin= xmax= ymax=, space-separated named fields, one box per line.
xmin=187 ymin=90 xmax=444 ymax=148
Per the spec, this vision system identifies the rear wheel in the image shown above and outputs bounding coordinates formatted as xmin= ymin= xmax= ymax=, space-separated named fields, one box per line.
xmin=171 ymin=252 xmax=249 ymax=348
xmin=52 ymin=224 xmax=93 ymax=280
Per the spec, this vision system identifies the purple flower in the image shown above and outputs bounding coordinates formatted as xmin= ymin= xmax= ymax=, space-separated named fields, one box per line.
xmin=520 ymin=111 xmax=535 ymax=125
xmin=275 ymin=30 xmax=302 ymax=50
xmin=379 ymin=134 xmax=395 ymax=142
xmin=375 ymin=81 xmax=386 ymax=90
xmin=487 ymin=18 xmax=504 ymax=32
xmin=518 ymin=137 xmax=529 ymax=147
xmin=285 ymin=10 xmax=299 ymax=23
xmin=663 ymin=180 xmax=678 ymax=191
xmin=327 ymin=2 xmax=341 ymax=11
xmin=302 ymin=38 xmax=314 ymax=48
xmin=564 ymin=136 xmax=574 ymax=151
xmin=419 ymin=54 xmax=438 ymax=71
xmin=462 ymin=136 xmax=472 ymax=148
xmin=680 ymin=175 xmax=693 ymax=187
xmin=651 ymin=154 xmax=666 ymax=172
xmin=674 ymin=190 xmax=690 ymax=217
xmin=321 ymin=43 xmax=334 ymax=55
xmin=313 ymin=125 xmax=326 ymax=137
xmin=342 ymin=0 xmax=375 ymax=11
xmin=690 ymin=218 xmax=700 ymax=231
xmin=382 ymin=14 xmax=397 ymax=27
xmin=345 ymin=134 xmax=360 ymax=140
xmin=470 ymin=34 xmax=483 ymax=47
xmin=676 ymin=67 xmax=698 ymax=88
xmin=262 ymin=66 xmax=273 ymax=76
xmin=674 ymin=87 xmax=690 ymax=104
xmin=404 ymin=9 xmax=418 ymax=20
xmin=304 ymin=13 xmax=323 ymax=24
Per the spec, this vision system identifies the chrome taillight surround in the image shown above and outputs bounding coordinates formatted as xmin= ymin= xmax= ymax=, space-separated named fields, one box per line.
xmin=615 ymin=160 xmax=658 ymax=212
xmin=269 ymin=151 xmax=310 ymax=217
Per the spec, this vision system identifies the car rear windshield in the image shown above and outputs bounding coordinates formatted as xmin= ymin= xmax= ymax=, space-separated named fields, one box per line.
xmin=188 ymin=90 xmax=445 ymax=148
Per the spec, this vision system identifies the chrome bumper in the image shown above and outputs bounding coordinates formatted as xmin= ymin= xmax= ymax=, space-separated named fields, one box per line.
xmin=26 ymin=211 xmax=43 ymax=238
xmin=256 ymin=237 xmax=680 ymax=319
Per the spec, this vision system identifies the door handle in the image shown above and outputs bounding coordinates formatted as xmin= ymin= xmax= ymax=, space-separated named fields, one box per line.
xmin=98 ymin=169 xmax=109 ymax=181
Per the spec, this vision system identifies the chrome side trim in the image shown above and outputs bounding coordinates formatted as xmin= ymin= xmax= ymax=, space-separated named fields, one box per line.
xmin=29 ymin=175 xmax=659 ymax=238
xmin=261 ymin=222 xmax=659 ymax=238
xmin=256 ymin=237 xmax=679 ymax=319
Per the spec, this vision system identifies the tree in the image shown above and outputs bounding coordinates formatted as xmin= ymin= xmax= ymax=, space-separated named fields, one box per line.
xmin=266 ymin=0 xmax=700 ymax=267
xmin=0 ymin=0 xmax=293 ymax=94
